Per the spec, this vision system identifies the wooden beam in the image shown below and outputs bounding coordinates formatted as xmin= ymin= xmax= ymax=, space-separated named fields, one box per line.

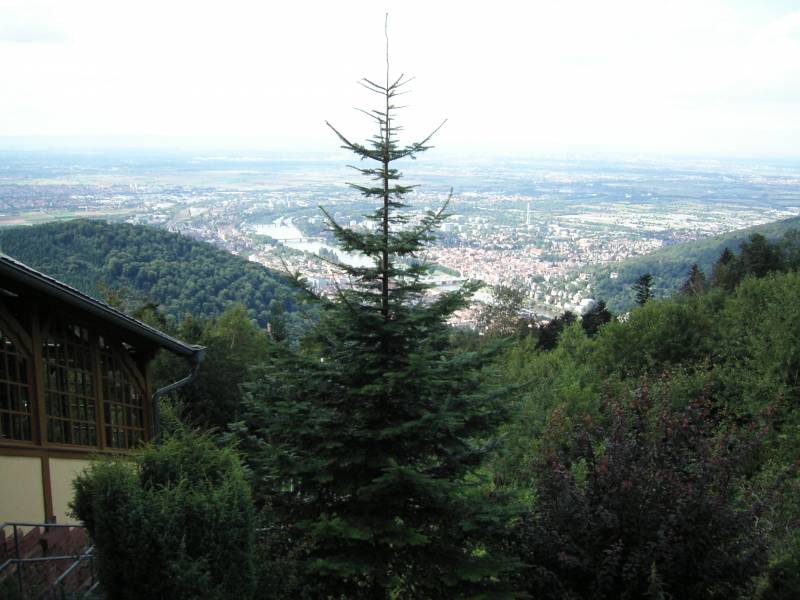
xmin=92 ymin=332 xmax=107 ymax=451
xmin=143 ymin=359 xmax=153 ymax=441
xmin=41 ymin=455 xmax=54 ymax=523
xmin=0 ymin=445 xmax=131 ymax=459
xmin=30 ymin=302 xmax=48 ymax=447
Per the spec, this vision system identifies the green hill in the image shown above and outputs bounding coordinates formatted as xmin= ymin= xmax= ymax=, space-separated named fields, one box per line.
xmin=590 ymin=215 xmax=800 ymax=311
xmin=0 ymin=219 xmax=304 ymax=328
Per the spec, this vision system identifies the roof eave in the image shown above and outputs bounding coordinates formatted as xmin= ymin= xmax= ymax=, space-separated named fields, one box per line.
xmin=0 ymin=255 xmax=203 ymax=359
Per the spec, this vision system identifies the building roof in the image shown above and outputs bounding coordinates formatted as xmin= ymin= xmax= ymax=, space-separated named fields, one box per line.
xmin=0 ymin=253 xmax=203 ymax=359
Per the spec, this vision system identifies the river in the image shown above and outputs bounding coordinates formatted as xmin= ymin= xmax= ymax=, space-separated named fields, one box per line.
xmin=253 ymin=217 xmax=373 ymax=268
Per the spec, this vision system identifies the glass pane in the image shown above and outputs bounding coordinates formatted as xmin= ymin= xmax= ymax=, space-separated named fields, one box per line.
xmin=42 ymin=321 xmax=98 ymax=446
xmin=6 ymin=354 xmax=16 ymax=381
xmin=0 ymin=412 xmax=9 ymax=439
xmin=101 ymin=341 xmax=146 ymax=449
xmin=8 ymin=385 xmax=18 ymax=412
xmin=0 ymin=326 xmax=34 ymax=439
xmin=48 ymin=419 xmax=65 ymax=444
xmin=19 ymin=386 xmax=29 ymax=411
xmin=12 ymin=415 xmax=22 ymax=439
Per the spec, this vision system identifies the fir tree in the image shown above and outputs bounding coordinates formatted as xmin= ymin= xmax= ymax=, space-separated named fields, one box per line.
xmin=536 ymin=311 xmax=577 ymax=350
xmin=681 ymin=263 xmax=707 ymax=296
xmin=711 ymin=247 xmax=739 ymax=291
xmin=633 ymin=273 xmax=654 ymax=306
xmin=581 ymin=299 xmax=613 ymax=336
xmin=241 ymin=22 xmax=513 ymax=598
xmin=739 ymin=233 xmax=783 ymax=278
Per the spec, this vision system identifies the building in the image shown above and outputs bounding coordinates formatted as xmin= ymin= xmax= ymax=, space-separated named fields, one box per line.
xmin=0 ymin=254 xmax=204 ymax=525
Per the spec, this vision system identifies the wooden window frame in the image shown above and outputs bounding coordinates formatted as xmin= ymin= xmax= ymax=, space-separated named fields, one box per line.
xmin=99 ymin=336 xmax=149 ymax=450
xmin=0 ymin=303 xmax=36 ymax=445
xmin=40 ymin=317 xmax=100 ymax=447
xmin=0 ymin=300 xmax=152 ymax=455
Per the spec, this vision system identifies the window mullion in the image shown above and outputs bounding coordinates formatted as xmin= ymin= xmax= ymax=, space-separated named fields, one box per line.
xmin=93 ymin=333 xmax=106 ymax=450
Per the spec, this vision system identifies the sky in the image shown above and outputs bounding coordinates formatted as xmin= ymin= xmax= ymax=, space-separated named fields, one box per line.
xmin=1 ymin=0 xmax=799 ymax=159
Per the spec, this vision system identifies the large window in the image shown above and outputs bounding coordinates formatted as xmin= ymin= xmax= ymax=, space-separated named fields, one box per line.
xmin=100 ymin=338 xmax=146 ymax=450
xmin=0 ymin=309 xmax=152 ymax=450
xmin=42 ymin=322 xmax=98 ymax=446
xmin=0 ymin=328 xmax=32 ymax=442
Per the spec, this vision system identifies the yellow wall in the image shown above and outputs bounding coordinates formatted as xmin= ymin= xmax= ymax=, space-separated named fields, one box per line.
xmin=0 ymin=456 xmax=45 ymax=524
xmin=50 ymin=458 xmax=92 ymax=525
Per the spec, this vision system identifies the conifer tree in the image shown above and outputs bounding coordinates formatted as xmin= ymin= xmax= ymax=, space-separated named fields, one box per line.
xmin=241 ymin=22 xmax=512 ymax=598
xmin=536 ymin=310 xmax=577 ymax=350
xmin=711 ymin=247 xmax=739 ymax=291
xmin=739 ymin=233 xmax=783 ymax=278
xmin=681 ymin=263 xmax=707 ymax=296
xmin=581 ymin=299 xmax=613 ymax=336
xmin=633 ymin=273 xmax=654 ymax=305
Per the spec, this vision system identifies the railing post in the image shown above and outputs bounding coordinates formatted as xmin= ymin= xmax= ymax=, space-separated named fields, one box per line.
xmin=0 ymin=522 xmax=92 ymax=598
xmin=13 ymin=524 xmax=22 ymax=597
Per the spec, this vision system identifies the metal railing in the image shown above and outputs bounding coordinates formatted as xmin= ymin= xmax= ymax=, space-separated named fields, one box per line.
xmin=52 ymin=544 xmax=95 ymax=600
xmin=0 ymin=521 xmax=93 ymax=599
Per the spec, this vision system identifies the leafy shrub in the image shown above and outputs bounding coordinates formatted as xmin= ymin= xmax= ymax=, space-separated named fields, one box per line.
xmin=591 ymin=296 xmax=716 ymax=378
xmin=508 ymin=380 xmax=767 ymax=599
xmin=71 ymin=428 xmax=255 ymax=600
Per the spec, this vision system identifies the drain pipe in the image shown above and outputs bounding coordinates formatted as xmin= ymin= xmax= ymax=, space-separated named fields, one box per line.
xmin=152 ymin=347 xmax=205 ymax=445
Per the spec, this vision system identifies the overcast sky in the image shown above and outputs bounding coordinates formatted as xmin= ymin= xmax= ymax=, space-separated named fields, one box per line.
xmin=1 ymin=0 xmax=799 ymax=159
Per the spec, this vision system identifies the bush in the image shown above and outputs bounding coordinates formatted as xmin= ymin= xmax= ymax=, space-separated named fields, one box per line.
xmin=591 ymin=296 xmax=716 ymax=378
xmin=508 ymin=380 xmax=767 ymax=599
xmin=71 ymin=428 xmax=255 ymax=600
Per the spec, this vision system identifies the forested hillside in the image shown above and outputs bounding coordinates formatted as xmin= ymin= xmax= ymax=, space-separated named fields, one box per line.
xmin=590 ymin=215 xmax=800 ymax=310
xmin=488 ymin=234 xmax=800 ymax=598
xmin=0 ymin=219 xmax=306 ymax=329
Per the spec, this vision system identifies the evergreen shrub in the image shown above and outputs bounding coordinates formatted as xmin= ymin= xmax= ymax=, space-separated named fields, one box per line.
xmin=71 ymin=428 xmax=255 ymax=600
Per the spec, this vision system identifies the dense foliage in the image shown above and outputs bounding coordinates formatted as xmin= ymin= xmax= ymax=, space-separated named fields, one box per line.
xmin=495 ymin=234 xmax=800 ymax=598
xmin=509 ymin=384 xmax=766 ymax=599
xmin=536 ymin=310 xmax=576 ymax=350
xmin=0 ymin=219 xmax=308 ymax=330
xmin=151 ymin=304 xmax=273 ymax=430
xmin=71 ymin=425 xmax=256 ymax=600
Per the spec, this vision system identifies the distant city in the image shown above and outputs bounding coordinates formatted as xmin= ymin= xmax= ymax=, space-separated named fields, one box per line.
xmin=2 ymin=150 xmax=799 ymax=321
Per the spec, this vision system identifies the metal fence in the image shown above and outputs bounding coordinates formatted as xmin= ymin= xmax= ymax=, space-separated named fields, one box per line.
xmin=0 ymin=521 xmax=95 ymax=599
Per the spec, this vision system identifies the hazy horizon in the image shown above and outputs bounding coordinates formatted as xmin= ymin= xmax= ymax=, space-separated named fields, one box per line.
xmin=2 ymin=137 xmax=799 ymax=169
xmin=2 ymin=1 xmax=799 ymax=160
